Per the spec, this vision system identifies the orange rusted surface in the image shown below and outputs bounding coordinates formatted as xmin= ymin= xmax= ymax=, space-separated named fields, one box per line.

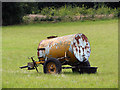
xmin=47 ymin=62 xmax=57 ymax=74
xmin=37 ymin=33 xmax=91 ymax=65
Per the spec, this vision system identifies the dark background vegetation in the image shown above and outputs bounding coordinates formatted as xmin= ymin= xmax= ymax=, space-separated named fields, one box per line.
xmin=2 ymin=2 xmax=120 ymax=26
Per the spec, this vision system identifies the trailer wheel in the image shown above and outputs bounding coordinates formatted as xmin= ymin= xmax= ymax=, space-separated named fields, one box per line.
xmin=72 ymin=60 xmax=90 ymax=73
xmin=43 ymin=58 xmax=62 ymax=74
xmin=72 ymin=68 xmax=78 ymax=73
xmin=83 ymin=60 xmax=90 ymax=67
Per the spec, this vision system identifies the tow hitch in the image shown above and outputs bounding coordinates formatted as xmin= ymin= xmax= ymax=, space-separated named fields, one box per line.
xmin=19 ymin=57 xmax=40 ymax=72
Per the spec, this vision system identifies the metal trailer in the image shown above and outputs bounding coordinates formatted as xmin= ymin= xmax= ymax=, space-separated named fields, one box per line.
xmin=20 ymin=33 xmax=97 ymax=74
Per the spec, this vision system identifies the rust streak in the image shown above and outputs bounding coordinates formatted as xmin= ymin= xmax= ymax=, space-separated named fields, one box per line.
xmin=75 ymin=36 xmax=80 ymax=44
xmin=87 ymin=51 xmax=90 ymax=53
xmin=81 ymin=34 xmax=88 ymax=42
xmin=82 ymin=48 xmax=84 ymax=54
xmin=85 ymin=46 xmax=89 ymax=49
xmin=76 ymin=48 xmax=78 ymax=52
xmin=73 ymin=43 xmax=75 ymax=46
xmin=73 ymin=43 xmax=77 ymax=47
xmin=83 ymin=57 xmax=87 ymax=62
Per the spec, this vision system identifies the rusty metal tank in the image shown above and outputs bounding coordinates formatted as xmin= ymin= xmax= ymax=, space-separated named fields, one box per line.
xmin=37 ymin=33 xmax=91 ymax=66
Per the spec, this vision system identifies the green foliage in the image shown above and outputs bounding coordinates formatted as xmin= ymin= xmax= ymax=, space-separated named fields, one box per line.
xmin=58 ymin=5 xmax=73 ymax=17
xmin=38 ymin=4 xmax=119 ymax=23
xmin=79 ymin=5 xmax=88 ymax=15
xmin=87 ymin=8 xmax=95 ymax=17
xmin=40 ymin=7 xmax=50 ymax=15
xmin=22 ymin=2 xmax=39 ymax=14
xmin=34 ymin=17 xmax=39 ymax=22
xmin=72 ymin=7 xmax=80 ymax=16
xmin=96 ymin=6 xmax=110 ymax=15
xmin=40 ymin=7 xmax=56 ymax=17
xmin=117 ymin=8 xmax=120 ymax=17
xmin=22 ymin=16 xmax=31 ymax=24
xmin=111 ymin=8 xmax=119 ymax=17
xmin=40 ymin=17 xmax=46 ymax=21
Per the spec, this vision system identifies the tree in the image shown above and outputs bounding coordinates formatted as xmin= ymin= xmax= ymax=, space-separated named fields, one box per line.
xmin=2 ymin=2 xmax=25 ymax=25
xmin=2 ymin=2 xmax=39 ymax=26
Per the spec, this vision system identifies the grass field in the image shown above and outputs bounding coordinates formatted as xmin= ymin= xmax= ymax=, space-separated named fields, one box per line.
xmin=2 ymin=19 xmax=118 ymax=88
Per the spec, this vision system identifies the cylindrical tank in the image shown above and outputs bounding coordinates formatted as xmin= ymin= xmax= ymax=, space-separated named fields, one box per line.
xmin=37 ymin=33 xmax=91 ymax=65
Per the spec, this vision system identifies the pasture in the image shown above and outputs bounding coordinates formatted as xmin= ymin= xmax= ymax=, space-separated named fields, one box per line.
xmin=2 ymin=19 xmax=118 ymax=88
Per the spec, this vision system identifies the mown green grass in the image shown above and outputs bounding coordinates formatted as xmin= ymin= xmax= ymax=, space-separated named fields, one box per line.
xmin=2 ymin=19 xmax=118 ymax=88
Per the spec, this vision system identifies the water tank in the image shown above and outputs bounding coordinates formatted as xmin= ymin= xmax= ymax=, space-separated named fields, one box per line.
xmin=37 ymin=33 xmax=91 ymax=65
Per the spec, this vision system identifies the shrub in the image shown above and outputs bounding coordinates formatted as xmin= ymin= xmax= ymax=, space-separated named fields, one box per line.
xmin=40 ymin=17 xmax=46 ymax=21
xmin=40 ymin=7 xmax=50 ymax=15
xmin=71 ymin=7 xmax=80 ymax=16
xmin=96 ymin=5 xmax=111 ymax=15
xmin=22 ymin=16 xmax=31 ymax=23
xmin=22 ymin=4 xmax=119 ymax=24
xmin=79 ymin=5 xmax=88 ymax=15
xmin=111 ymin=8 xmax=119 ymax=17
xmin=41 ymin=7 xmax=56 ymax=17
xmin=56 ymin=17 xmax=62 ymax=22
xmin=34 ymin=17 xmax=39 ymax=22
xmin=87 ymin=8 xmax=95 ymax=17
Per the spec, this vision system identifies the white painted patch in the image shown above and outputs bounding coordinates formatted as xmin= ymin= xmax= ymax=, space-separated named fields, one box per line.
xmin=73 ymin=33 xmax=91 ymax=62
xmin=39 ymin=50 xmax=45 ymax=57
xmin=45 ymin=45 xmax=50 ymax=55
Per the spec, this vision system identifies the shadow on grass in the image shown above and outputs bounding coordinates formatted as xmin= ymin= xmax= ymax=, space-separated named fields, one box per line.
xmin=62 ymin=71 xmax=82 ymax=75
xmin=62 ymin=71 xmax=99 ymax=75
xmin=19 ymin=69 xmax=99 ymax=76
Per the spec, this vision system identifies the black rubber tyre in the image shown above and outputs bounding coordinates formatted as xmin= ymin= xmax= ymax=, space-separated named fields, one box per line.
xmin=82 ymin=60 xmax=90 ymax=67
xmin=72 ymin=60 xmax=90 ymax=73
xmin=72 ymin=68 xmax=78 ymax=73
xmin=43 ymin=58 xmax=62 ymax=74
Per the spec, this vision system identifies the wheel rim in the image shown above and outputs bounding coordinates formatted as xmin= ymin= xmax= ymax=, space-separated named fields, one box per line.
xmin=47 ymin=62 xmax=56 ymax=74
